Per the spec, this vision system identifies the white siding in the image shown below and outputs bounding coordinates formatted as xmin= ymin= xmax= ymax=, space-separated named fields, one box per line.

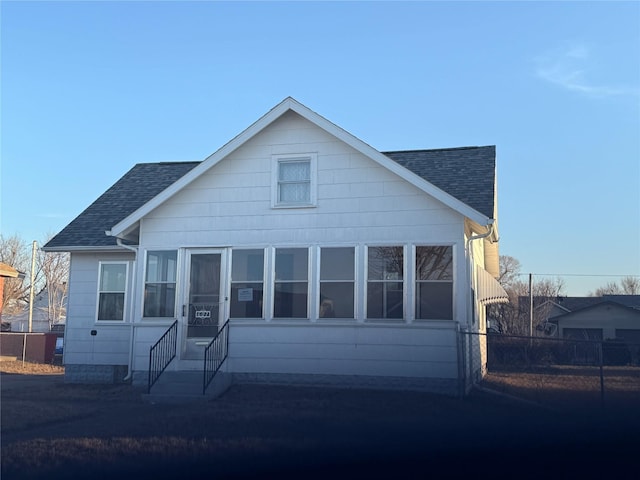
xmin=558 ymin=304 xmax=640 ymax=339
xmin=134 ymin=110 xmax=468 ymax=326
xmin=68 ymin=110 xmax=484 ymax=385
xmin=128 ymin=111 xmax=469 ymax=380
xmin=131 ymin=323 xmax=178 ymax=372
xmin=140 ymin=111 xmax=463 ymax=249
xmin=227 ymin=322 xmax=459 ymax=379
xmin=64 ymin=252 xmax=134 ymax=365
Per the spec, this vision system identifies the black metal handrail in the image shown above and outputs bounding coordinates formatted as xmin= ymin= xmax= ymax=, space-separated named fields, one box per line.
xmin=203 ymin=319 xmax=230 ymax=394
xmin=148 ymin=320 xmax=178 ymax=393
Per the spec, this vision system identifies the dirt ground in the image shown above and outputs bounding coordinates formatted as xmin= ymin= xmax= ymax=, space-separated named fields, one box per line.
xmin=2 ymin=362 xmax=639 ymax=480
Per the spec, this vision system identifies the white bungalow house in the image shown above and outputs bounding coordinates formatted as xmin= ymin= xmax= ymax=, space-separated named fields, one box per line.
xmin=43 ymin=97 xmax=507 ymax=395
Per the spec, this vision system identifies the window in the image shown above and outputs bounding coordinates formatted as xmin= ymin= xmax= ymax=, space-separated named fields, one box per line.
xmin=273 ymin=154 xmax=316 ymax=207
xmin=143 ymin=250 xmax=177 ymax=317
xmin=319 ymin=247 xmax=355 ymax=318
xmin=367 ymin=246 xmax=403 ymax=319
xmin=415 ymin=246 xmax=453 ymax=320
xmin=97 ymin=262 xmax=127 ymax=321
xmin=230 ymin=249 xmax=264 ymax=318
xmin=274 ymin=248 xmax=308 ymax=318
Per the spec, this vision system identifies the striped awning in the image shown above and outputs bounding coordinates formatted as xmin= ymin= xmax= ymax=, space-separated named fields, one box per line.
xmin=476 ymin=267 xmax=509 ymax=304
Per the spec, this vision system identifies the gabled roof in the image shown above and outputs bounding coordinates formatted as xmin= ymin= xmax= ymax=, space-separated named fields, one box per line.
xmin=108 ymin=97 xmax=496 ymax=239
xmin=526 ymin=295 xmax=640 ymax=318
xmin=549 ymin=300 xmax=640 ymax=322
xmin=44 ymin=97 xmax=498 ymax=251
xmin=44 ymin=162 xmax=199 ymax=250
xmin=554 ymin=295 xmax=640 ymax=312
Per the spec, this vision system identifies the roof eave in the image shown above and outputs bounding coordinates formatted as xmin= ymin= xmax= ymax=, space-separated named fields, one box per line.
xmin=41 ymin=245 xmax=133 ymax=253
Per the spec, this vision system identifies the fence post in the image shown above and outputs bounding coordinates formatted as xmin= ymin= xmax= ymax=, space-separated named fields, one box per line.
xmin=22 ymin=333 xmax=27 ymax=366
xmin=456 ymin=329 xmax=465 ymax=399
xmin=469 ymin=331 xmax=474 ymax=384
xmin=598 ymin=341 xmax=605 ymax=412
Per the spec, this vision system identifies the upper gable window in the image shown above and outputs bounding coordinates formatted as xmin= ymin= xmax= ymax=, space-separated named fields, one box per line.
xmin=272 ymin=154 xmax=317 ymax=207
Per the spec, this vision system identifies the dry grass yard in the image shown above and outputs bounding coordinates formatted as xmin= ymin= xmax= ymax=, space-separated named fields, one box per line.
xmin=482 ymin=365 xmax=640 ymax=413
xmin=2 ymin=361 xmax=638 ymax=480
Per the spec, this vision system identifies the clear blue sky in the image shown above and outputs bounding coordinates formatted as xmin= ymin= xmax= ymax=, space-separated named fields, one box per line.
xmin=1 ymin=1 xmax=639 ymax=296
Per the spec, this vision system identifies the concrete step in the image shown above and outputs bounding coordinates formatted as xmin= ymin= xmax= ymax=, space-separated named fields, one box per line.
xmin=142 ymin=370 xmax=232 ymax=404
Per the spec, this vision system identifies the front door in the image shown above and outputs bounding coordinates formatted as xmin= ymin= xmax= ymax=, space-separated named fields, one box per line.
xmin=183 ymin=250 xmax=226 ymax=359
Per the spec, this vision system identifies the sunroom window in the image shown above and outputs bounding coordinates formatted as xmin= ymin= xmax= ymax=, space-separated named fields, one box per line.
xmin=319 ymin=247 xmax=355 ymax=318
xmin=230 ymin=249 xmax=264 ymax=318
xmin=143 ymin=250 xmax=177 ymax=317
xmin=367 ymin=246 xmax=404 ymax=319
xmin=415 ymin=246 xmax=453 ymax=320
xmin=274 ymin=248 xmax=308 ymax=318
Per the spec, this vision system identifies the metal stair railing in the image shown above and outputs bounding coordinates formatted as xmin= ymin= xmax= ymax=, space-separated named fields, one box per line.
xmin=203 ymin=319 xmax=230 ymax=394
xmin=147 ymin=320 xmax=178 ymax=394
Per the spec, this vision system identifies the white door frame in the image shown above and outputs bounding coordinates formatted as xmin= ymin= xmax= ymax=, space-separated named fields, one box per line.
xmin=180 ymin=248 xmax=229 ymax=360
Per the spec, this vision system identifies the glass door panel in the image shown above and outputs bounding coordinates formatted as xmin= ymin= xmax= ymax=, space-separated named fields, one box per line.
xmin=183 ymin=251 xmax=224 ymax=360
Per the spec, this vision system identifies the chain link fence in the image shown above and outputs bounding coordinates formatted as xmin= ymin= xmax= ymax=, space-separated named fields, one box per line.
xmin=460 ymin=331 xmax=640 ymax=413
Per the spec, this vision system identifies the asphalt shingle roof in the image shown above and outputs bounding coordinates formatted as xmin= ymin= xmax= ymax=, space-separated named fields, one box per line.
xmin=524 ymin=295 xmax=640 ymax=315
xmin=554 ymin=295 xmax=640 ymax=312
xmin=383 ymin=146 xmax=496 ymax=219
xmin=45 ymin=162 xmax=200 ymax=249
xmin=45 ymin=146 xmax=497 ymax=250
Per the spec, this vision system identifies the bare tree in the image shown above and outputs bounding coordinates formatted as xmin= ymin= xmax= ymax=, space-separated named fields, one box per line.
xmin=589 ymin=276 xmax=640 ymax=296
xmin=488 ymin=255 xmax=565 ymax=335
xmin=38 ymin=242 xmax=69 ymax=323
xmin=621 ymin=276 xmax=640 ymax=294
xmin=516 ymin=277 xmax=565 ymax=336
xmin=0 ymin=234 xmax=69 ymax=322
xmin=497 ymin=255 xmax=521 ymax=290
xmin=0 ymin=235 xmax=35 ymax=314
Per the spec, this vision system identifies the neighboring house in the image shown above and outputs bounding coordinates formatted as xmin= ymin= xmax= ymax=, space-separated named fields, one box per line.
xmin=546 ymin=296 xmax=640 ymax=342
xmin=43 ymin=97 xmax=507 ymax=395
xmin=1 ymin=288 xmax=67 ymax=333
xmin=527 ymin=294 xmax=640 ymax=338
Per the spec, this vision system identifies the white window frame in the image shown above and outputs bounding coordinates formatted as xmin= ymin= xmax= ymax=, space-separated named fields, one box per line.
xmin=365 ymin=245 xmax=406 ymax=321
xmin=95 ymin=261 xmax=129 ymax=322
xmin=414 ymin=244 xmax=454 ymax=321
xmin=271 ymin=153 xmax=317 ymax=208
xmin=318 ymin=246 xmax=356 ymax=319
xmin=272 ymin=247 xmax=310 ymax=319
xmin=143 ymin=250 xmax=178 ymax=319
xmin=230 ymin=248 xmax=266 ymax=319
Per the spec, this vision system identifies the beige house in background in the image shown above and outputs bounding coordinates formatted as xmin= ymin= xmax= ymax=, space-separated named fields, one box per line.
xmin=548 ymin=298 xmax=640 ymax=343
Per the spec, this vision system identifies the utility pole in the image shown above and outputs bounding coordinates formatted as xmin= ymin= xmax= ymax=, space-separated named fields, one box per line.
xmin=28 ymin=240 xmax=37 ymax=333
xmin=529 ymin=273 xmax=533 ymax=338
